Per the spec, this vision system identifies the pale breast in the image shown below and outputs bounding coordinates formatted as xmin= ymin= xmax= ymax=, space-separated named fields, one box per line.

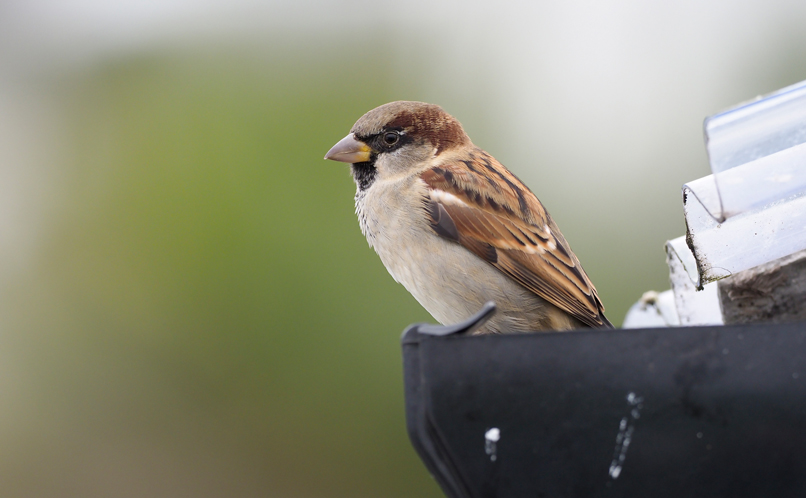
xmin=356 ymin=176 xmax=573 ymax=333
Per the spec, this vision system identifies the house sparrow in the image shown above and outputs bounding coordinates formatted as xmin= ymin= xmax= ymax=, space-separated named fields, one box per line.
xmin=325 ymin=101 xmax=612 ymax=333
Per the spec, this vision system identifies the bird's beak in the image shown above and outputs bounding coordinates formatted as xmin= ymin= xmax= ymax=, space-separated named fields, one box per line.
xmin=324 ymin=134 xmax=371 ymax=163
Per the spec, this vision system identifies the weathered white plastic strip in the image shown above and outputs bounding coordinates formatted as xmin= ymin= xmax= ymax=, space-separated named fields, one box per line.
xmin=665 ymin=236 xmax=723 ymax=325
xmin=648 ymin=80 xmax=806 ymax=327
xmin=679 ymin=78 xmax=806 ymax=288
xmin=622 ymin=290 xmax=680 ymax=328
xmin=682 ymin=179 xmax=806 ymax=288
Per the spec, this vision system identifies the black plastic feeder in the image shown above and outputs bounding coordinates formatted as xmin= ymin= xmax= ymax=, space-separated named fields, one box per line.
xmin=401 ymin=303 xmax=806 ymax=498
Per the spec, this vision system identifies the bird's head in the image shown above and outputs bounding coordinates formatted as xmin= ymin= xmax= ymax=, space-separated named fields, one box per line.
xmin=325 ymin=101 xmax=470 ymax=190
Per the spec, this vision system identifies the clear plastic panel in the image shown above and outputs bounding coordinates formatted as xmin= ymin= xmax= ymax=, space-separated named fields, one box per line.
xmin=704 ymin=79 xmax=806 ymax=220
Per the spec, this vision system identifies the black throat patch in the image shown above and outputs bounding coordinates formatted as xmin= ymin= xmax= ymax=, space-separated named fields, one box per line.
xmin=351 ymin=161 xmax=377 ymax=191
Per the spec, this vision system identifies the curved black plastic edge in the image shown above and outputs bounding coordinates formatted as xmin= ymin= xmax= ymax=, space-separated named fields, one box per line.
xmin=400 ymin=303 xmax=498 ymax=498
xmin=402 ymin=329 xmax=471 ymax=498
xmin=401 ymin=302 xmax=497 ymax=342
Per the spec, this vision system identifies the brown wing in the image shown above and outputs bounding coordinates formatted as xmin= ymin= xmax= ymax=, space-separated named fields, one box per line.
xmin=420 ymin=149 xmax=611 ymax=328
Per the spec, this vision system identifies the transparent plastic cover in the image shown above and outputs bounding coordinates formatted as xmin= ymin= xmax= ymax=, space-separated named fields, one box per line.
xmin=705 ymin=79 xmax=806 ymax=219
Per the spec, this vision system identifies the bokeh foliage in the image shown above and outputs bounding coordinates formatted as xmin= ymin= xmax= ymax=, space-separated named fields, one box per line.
xmin=1 ymin=49 xmax=442 ymax=497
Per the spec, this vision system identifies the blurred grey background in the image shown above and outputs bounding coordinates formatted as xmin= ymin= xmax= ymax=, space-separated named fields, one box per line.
xmin=0 ymin=1 xmax=805 ymax=496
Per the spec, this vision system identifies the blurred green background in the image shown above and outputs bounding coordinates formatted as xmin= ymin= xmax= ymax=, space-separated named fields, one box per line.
xmin=0 ymin=2 xmax=805 ymax=497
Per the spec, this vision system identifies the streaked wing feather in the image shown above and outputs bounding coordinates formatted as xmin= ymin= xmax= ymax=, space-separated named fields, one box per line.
xmin=421 ymin=151 xmax=610 ymax=328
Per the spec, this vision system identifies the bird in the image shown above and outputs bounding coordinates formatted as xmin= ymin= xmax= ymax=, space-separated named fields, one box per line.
xmin=325 ymin=101 xmax=612 ymax=333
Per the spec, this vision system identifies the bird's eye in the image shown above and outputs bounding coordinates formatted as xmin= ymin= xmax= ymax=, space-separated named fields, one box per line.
xmin=383 ymin=132 xmax=400 ymax=146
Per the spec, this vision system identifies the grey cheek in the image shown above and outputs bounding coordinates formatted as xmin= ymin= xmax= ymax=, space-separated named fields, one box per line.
xmin=376 ymin=145 xmax=432 ymax=173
